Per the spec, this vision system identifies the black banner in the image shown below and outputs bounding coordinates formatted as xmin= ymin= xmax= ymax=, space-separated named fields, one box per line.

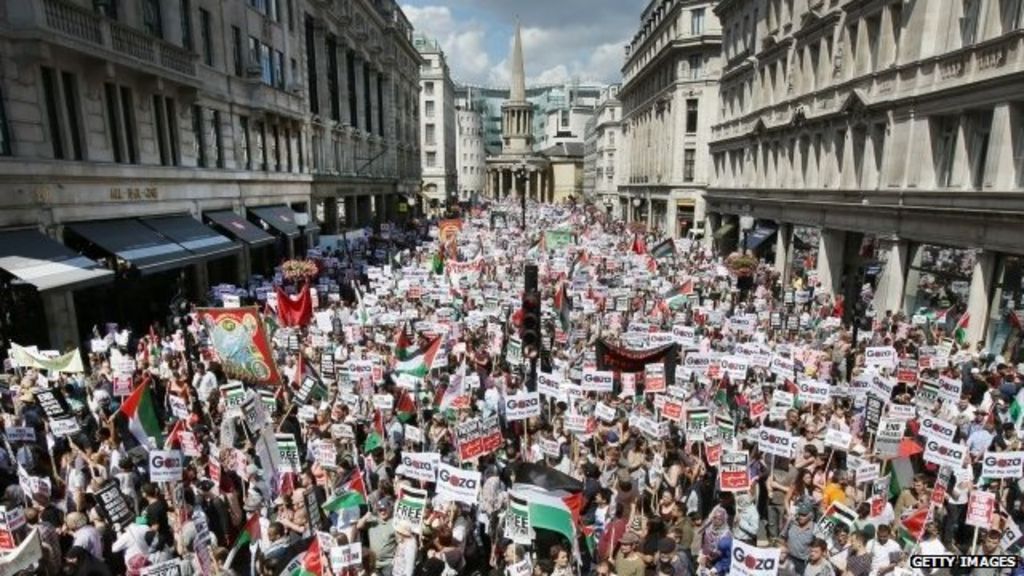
xmin=595 ymin=339 xmax=678 ymax=391
xmin=34 ymin=389 xmax=71 ymax=420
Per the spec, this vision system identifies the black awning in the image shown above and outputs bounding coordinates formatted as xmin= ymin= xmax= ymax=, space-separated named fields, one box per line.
xmin=0 ymin=229 xmax=114 ymax=291
xmin=204 ymin=210 xmax=275 ymax=247
xmin=743 ymin=225 xmax=778 ymax=250
xmin=66 ymin=219 xmax=197 ymax=275
xmin=248 ymin=205 xmax=300 ymax=238
xmin=141 ymin=214 xmax=240 ymax=260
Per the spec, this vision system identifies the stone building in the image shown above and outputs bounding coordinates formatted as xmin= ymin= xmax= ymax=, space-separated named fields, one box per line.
xmin=708 ymin=0 xmax=1024 ymax=353
xmin=0 ymin=0 xmax=420 ymax=349
xmin=455 ymin=88 xmax=486 ymax=204
xmin=415 ymin=35 xmax=457 ymax=214
xmin=583 ymin=84 xmax=624 ymax=216
xmin=619 ymin=0 xmax=722 ymax=238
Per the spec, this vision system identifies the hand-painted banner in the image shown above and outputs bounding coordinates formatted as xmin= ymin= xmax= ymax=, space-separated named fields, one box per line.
xmin=197 ymin=306 xmax=282 ymax=386
xmin=9 ymin=343 xmax=84 ymax=373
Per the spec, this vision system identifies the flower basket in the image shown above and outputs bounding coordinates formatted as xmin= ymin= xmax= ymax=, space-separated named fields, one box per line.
xmin=281 ymin=259 xmax=319 ymax=283
xmin=725 ymin=253 xmax=757 ymax=279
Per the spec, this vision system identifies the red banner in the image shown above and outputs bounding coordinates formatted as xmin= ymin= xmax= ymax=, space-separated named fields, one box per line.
xmin=275 ymin=284 xmax=313 ymax=327
xmin=197 ymin=306 xmax=281 ymax=386
xmin=595 ymin=339 xmax=678 ymax=387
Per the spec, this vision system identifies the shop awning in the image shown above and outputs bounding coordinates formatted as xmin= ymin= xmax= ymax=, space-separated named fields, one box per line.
xmin=204 ymin=210 xmax=275 ymax=248
xmin=66 ymin=219 xmax=197 ymax=275
xmin=0 ymin=229 xmax=114 ymax=291
xmin=141 ymin=215 xmax=240 ymax=260
xmin=713 ymin=223 xmax=737 ymax=240
xmin=743 ymin=225 xmax=777 ymax=250
xmin=249 ymin=205 xmax=300 ymax=239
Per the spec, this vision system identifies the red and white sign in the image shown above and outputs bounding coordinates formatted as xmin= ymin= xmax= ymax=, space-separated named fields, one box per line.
xmin=967 ymin=490 xmax=996 ymax=529
xmin=719 ymin=451 xmax=750 ymax=492
xmin=644 ymin=363 xmax=666 ymax=393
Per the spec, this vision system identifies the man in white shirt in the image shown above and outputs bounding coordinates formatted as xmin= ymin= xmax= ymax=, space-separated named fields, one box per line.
xmin=868 ymin=525 xmax=902 ymax=575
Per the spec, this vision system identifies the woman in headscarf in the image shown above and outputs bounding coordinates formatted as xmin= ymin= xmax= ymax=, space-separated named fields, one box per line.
xmin=734 ymin=493 xmax=760 ymax=544
xmin=698 ymin=506 xmax=733 ymax=575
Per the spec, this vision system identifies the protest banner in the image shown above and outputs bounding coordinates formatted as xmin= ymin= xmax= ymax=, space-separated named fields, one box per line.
xmin=923 ymin=436 xmax=967 ymax=468
xmin=719 ymin=451 xmax=750 ymax=492
xmin=399 ymin=452 xmax=440 ymax=483
xmin=981 ymin=451 xmax=1024 ymax=479
xmin=149 ymin=450 xmax=183 ymax=483
xmin=731 ymin=540 xmax=781 ymax=576
xmin=436 ymin=463 xmax=482 ymax=505
xmin=505 ymin=392 xmax=541 ymax=421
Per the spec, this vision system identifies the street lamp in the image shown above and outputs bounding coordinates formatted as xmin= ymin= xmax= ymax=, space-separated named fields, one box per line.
xmin=739 ymin=215 xmax=755 ymax=253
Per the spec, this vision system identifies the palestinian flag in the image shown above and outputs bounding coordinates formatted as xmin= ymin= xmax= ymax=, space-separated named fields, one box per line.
xmin=554 ymin=282 xmax=572 ymax=333
xmin=954 ymin=313 xmax=970 ymax=345
xmin=396 ymin=390 xmax=417 ymax=422
xmin=1010 ymin=388 xmax=1024 ymax=429
xmin=821 ymin=501 xmax=857 ymax=531
xmin=395 ymin=322 xmax=419 ymax=361
xmin=898 ymin=507 xmax=930 ymax=545
xmin=323 ymin=472 xmax=367 ymax=512
xmin=888 ymin=449 xmax=918 ymax=500
xmin=631 ymin=234 xmax=647 ymax=255
xmin=395 ymin=336 xmax=443 ymax=378
xmin=118 ymin=377 xmax=162 ymax=449
xmin=438 ymin=364 xmax=470 ymax=411
xmin=290 ymin=537 xmax=323 ymax=576
xmin=660 ymin=280 xmax=695 ymax=311
xmin=225 ymin=513 xmax=261 ymax=566
xmin=650 ymin=238 xmax=675 ymax=261
xmin=511 ymin=484 xmax=578 ymax=544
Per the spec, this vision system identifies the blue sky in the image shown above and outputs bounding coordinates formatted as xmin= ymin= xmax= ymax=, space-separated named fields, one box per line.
xmin=400 ymin=0 xmax=647 ymax=87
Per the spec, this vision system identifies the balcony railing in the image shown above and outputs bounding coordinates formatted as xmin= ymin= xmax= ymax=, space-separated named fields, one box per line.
xmin=27 ymin=0 xmax=197 ymax=78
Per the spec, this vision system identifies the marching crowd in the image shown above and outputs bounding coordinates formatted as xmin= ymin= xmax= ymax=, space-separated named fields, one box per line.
xmin=2 ymin=199 xmax=1024 ymax=576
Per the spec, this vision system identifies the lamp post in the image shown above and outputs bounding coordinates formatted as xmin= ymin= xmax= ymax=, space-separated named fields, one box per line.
xmin=632 ymin=197 xmax=642 ymax=224
xmin=739 ymin=215 xmax=755 ymax=253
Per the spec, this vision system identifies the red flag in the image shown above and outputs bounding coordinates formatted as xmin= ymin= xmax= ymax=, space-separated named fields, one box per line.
xmin=900 ymin=507 xmax=929 ymax=541
xmin=274 ymin=283 xmax=313 ymax=327
xmin=631 ymin=234 xmax=647 ymax=255
xmin=293 ymin=353 xmax=304 ymax=387
xmin=302 ymin=536 xmax=323 ymax=576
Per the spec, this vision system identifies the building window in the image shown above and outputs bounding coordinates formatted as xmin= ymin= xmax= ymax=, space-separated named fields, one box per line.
xmin=363 ymin=62 xmax=372 ymax=132
xmin=426 ymin=151 xmax=436 ymax=167
xmin=199 ymin=8 xmax=213 ymax=66
xmin=276 ymin=50 xmax=285 ymax=89
xmin=232 ymin=27 xmax=243 ymax=76
xmin=560 ymin=110 xmax=570 ymax=128
xmin=0 ymin=87 xmax=10 ymax=156
xmin=213 ymin=110 xmax=224 ymax=168
xmin=192 ymin=105 xmax=206 ymax=167
xmin=425 ymin=124 xmax=436 ymax=146
xmin=933 ymin=116 xmax=959 ymax=188
xmin=425 ymin=100 xmax=435 ymax=118
xmin=250 ymin=0 xmax=266 ymax=15
xmin=1001 ymin=0 xmax=1023 ymax=32
xmin=961 ymin=0 xmax=981 ymax=46
xmin=142 ymin=0 xmax=162 ymax=38
xmin=41 ymin=67 xmax=84 ymax=161
xmin=684 ymin=148 xmax=696 ymax=181
xmin=346 ymin=51 xmax=357 ymax=127
xmin=152 ymin=95 xmax=179 ymax=166
xmin=327 ymin=37 xmax=340 ymax=121
xmin=103 ymin=83 xmax=137 ymax=164
xmin=260 ymin=43 xmax=272 ymax=85
xmin=305 ymin=16 xmax=319 ymax=115
xmin=377 ymin=74 xmax=384 ymax=136
xmin=968 ymin=110 xmax=993 ymax=189
xmin=688 ymin=54 xmax=703 ymax=79
xmin=254 ymin=120 xmax=266 ymax=170
xmin=92 ymin=0 xmax=117 ymax=19
xmin=425 ymin=82 xmax=434 ymax=96
xmin=239 ymin=115 xmax=251 ymax=169
xmin=691 ymin=8 xmax=705 ymax=35
xmin=272 ymin=125 xmax=281 ymax=171
xmin=181 ymin=0 xmax=193 ymax=50
xmin=686 ymin=99 xmax=699 ymax=133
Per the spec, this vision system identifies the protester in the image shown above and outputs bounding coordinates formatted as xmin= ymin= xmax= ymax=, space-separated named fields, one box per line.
xmin=3 ymin=200 xmax=1024 ymax=576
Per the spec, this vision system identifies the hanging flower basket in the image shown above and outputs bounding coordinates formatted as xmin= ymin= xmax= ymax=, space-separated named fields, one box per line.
xmin=281 ymin=259 xmax=319 ymax=282
xmin=725 ymin=253 xmax=757 ymax=278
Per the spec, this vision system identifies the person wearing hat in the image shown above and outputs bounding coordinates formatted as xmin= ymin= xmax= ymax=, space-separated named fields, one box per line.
xmin=111 ymin=516 xmax=153 ymax=576
xmin=391 ymin=520 xmax=418 ymax=576
xmin=782 ymin=501 xmax=816 ymax=575
xmin=614 ymin=531 xmax=644 ymax=576
xmin=360 ymin=496 xmax=397 ymax=575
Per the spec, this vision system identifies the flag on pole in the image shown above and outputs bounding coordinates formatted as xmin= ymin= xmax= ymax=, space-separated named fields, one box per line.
xmin=291 ymin=537 xmax=323 ymax=576
xmin=631 ymin=234 xmax=647 ymax=255
xmin=117 ymin=376 xmax=162 ymax=449
xmin=225 ymin=513 xmax=261 ymax=567
xmin=554 ymin=281 xmax=572 ymax=333
xmin=395 ymin=336 xmax=443 ymax=378
xmin=323 ymin=472 xmax=367 ymax=512
xmin=395 ymin=322 xmax=419 ymax=361
xmin=650 ymin=238 xmax=675 ymax=261
xmin=954 ymin=313 xmax=970 ymax=345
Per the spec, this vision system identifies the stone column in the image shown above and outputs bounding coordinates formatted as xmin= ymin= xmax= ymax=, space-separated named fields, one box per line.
xmin=874 ymin=239 xmax=909 ymax=318
xmin=984 ymin=104 xmax=1015 ymax=189
xmin=499 ymin=170 xmax=505 ymax=200
xmin=966 ymin=251 xmax=997 ymax=350
xmin=42 ymin=291 xmax=79 ymax=350
xmin=816 ymin=228 xmax=847 ymax=296
xmin=353 ymin=56 xmax=365 ymax=132
xmin=902 ymin=243 xmax=924 ymax=314
xmin=645 ymin=194 xmax=653 ymax=230
xmin=665 ymin=199 xmax=678 ymax=238
xmin=774 ymin=222 xmax=793 ymax=279
xmin=344 ymin=196 xmax=357 ymax=230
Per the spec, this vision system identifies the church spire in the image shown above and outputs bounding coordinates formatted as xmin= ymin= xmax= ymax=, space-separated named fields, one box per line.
xmin=510 ymin=21 xmax=526 ymax=102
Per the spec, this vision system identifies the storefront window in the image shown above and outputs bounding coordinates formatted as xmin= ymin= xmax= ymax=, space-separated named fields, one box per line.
xmin=903 ymin=243 xmax=977 ymax=328
xmin=789 ymin=225 xmax=820 ymax=288
xmin=989 ymin=255 xmax=1024 ymax=362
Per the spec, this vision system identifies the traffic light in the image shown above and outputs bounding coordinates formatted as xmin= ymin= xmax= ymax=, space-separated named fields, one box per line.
xmin=522 ymin=264 xmax=541 ymax=359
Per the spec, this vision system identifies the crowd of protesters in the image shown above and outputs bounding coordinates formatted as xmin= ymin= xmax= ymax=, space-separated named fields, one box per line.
xmin=2 ymin=199 xmax=1024 ymax=576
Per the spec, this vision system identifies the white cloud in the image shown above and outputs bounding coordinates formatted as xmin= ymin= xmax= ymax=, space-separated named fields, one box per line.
xmin=402 ymin=5 xmax=492 ymax=83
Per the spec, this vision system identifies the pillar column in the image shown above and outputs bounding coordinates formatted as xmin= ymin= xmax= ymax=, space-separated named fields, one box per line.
xmin=344 ymin=196 xmax=357 ymax=230
xmin=665 ymin=199 xmax=678 ymax=238
xmin=645 ymin=194 xmax=653 ymax=230
xmin=42 ymin=291 xmax=80 ymax=350
xmin=774 ymin=222 xmax=793 ymax=279
xmin=874 ymin=239 xmax=909 ymax=318
xmin=966 ymin=251 xmax=998 ymax=350
xmin=353 ymin=56 xmax=365 ymax=132
xmin=984 ymin=104 xmax=1015 ymax=189
xmin=499 ymin=170 xmax=506 ymax=200
xmin=816 ymin=228 xmax=847 ymax=296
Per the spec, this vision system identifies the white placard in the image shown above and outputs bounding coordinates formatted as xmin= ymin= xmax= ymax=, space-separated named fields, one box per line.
xmin=148 ymin=450 xmax=184 ymax=483
xmin=504 ymin=392 xmax=541 ymax=421
xmin=436 ymin=463 xmax=481 ymax=505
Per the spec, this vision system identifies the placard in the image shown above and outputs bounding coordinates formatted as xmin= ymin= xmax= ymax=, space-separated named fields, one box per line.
xmin=580 ymin=369 xmax=614 ymax=393
xmin=141 ymin=560 xmax=183 ymax=576
xmin=919 ymin=415 xmax=957 ymax=442
xmin=719 ymin=451 xmax=750 ymax=492
xmin=796 ymin=379 xmax=829 ymax=404
xmin=967 ymin=490 xmax=996 ymax=529
xmin=874 ymin=418 xmax=905 ymax=458
xmin=399 ymin=452 xmax=440 ymax=483
xmin=731 ymin=541 xmax=781 ymax=576
xmin=923 ymin=436 xmax=967 ymax=469
xmin=436 ymin=464 xmax=481 ymax=505
xmin=644 ymin=363 xmax=666 ymax=393
xmin=149 ymin=450 xmax=183 ymax=483
xmin=757 ymin=427 xmax=794 ymax=459
xmin=505 ymin=392 xmax=541 ymax=421
xmin=981 ymin=451 xmax=1024 ymax=479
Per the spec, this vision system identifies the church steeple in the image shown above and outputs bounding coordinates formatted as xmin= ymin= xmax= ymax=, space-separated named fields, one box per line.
xmin=510 ymin=22 xmax=526 ymax=103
